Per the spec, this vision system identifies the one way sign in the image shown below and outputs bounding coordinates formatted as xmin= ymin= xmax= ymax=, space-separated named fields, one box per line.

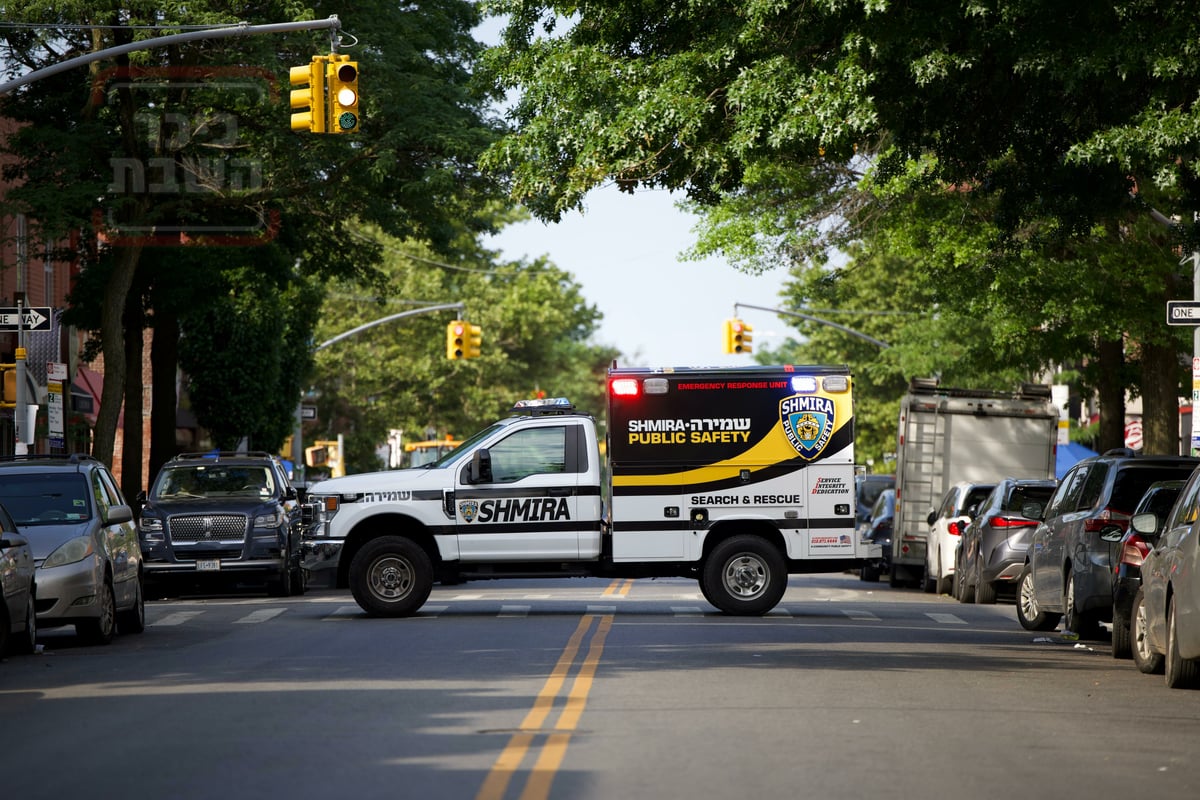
xmin=0 ymin=307 xmax=52 ymax=332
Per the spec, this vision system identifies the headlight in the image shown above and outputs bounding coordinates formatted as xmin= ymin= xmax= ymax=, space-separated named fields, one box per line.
xmin=140 ymin=517 xmax=163 ymax=532
xmin=254 ymin=510 xmax=284 ymax=528
xmin=43 ymin=536 xmax=95 ymax=568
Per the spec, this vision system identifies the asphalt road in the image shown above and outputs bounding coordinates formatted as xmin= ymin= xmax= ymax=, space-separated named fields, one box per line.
xmin=2 ymin=573 xmax=1197 ymax=799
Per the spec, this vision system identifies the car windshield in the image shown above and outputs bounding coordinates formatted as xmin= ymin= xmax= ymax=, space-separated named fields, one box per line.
xmin=425 ymin=423 xmax=506 ymax=469
xmin=153 ymin=464 xmax=274 ymax=500
xmin=0 ymin=473 xmax=92 ymax=525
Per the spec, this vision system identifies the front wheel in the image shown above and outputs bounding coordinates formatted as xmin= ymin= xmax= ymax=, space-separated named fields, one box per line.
xmin=1063 ymin=571 xmax=1102 ymax=640
xmin=700 ymin=535 xmax=787 ymax=616
xmin=1165 ymin=597 xmax=1200 ymax=689
xmin=1016 ymin=564 xmax=1060 ymax=632
xmin=117 ymin=577 xmax=145 ymax=635
xmin=76 ymin=580 xmax=116 ymax=645
xmin=349 ymin=536 xmax=433 ymax=617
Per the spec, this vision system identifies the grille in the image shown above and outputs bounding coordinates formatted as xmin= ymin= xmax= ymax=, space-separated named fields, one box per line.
xmin=168 ymin=514 xmax=248 ymax=543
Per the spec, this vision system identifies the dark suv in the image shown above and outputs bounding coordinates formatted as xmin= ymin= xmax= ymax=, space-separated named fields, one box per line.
xmin=1017 ymin=448 xmax=1200 ymax=638
xmin=138 ymin=452 xmax=305 ymax=597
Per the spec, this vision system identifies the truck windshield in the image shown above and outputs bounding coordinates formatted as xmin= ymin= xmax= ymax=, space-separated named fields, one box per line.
xmin=424 ymin=424 xmax=505 ymax=469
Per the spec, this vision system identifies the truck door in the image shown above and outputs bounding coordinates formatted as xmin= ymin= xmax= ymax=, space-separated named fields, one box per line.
xmin=454 ymin=422 xmax=585 ymax=560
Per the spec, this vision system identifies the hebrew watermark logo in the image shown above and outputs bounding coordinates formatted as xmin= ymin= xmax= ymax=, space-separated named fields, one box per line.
xmin=91 ymin=66 xmax=280 ymax=246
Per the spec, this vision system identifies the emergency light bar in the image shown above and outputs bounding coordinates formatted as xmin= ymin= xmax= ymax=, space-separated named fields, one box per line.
xmin=511 ymin=397 xmax=575 ymax=415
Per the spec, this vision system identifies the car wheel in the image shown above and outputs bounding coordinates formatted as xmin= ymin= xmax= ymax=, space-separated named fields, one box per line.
xmin=289 ymin=565 xmax=308 ymax=596
xmin=935 ymin=554 xmax=953 ymax=596
xmin=1131 ymin=588 xmax=1163 ymax=675
xmin=1111 ymin=604 xmax=1132 ymax=660
xmin=76 ymin=580 xmax=116 ymax=645
xmin=958 ymin=561 xmax=975 ymax=604
xmin=975 ymin=576 xmax=997 ymax=605
xmin=1016 ymin=564 xmax=1060 ymax=632
xmin=1165 ymin=597 xmax=1200 ymax=689
xmin=1063 ymin=571 xmax=1102 ymax=640
xmin=700 ymin=535 xmax=787 ymax=616
xmin=349 ymin=536 xmax=434 ymax=617
xmin=860 ymin=562 xmax=880 ymax=583
xmin=117 ymin=577 xmax=145 ymax=635
xmin=922 ymin=555 xmax=936 ymax=593
xmin=13 ymin=592 xmax=37 ymax=655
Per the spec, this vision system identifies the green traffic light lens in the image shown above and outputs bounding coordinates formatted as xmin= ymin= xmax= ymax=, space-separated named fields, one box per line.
xmin=338 ymin=112 xmax=358 ymax=130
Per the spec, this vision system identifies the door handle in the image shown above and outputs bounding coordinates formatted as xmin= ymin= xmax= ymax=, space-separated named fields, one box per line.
xmin=548 ymin=487 xmax=572 ymax=497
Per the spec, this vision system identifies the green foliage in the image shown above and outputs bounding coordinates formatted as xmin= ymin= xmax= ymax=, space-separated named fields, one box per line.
xmin=307 ymin=228 xmax=619 ymax=473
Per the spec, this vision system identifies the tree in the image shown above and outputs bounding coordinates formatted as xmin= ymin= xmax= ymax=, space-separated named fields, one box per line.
xmin=1 ymin=0 xmax=508 ymax=475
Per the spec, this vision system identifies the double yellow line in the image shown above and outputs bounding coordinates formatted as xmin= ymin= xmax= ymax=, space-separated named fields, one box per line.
xmin=476 ymin=614 xmax=614 ymax=800
xmin=602 ymin=578 xmax=634 ymax=597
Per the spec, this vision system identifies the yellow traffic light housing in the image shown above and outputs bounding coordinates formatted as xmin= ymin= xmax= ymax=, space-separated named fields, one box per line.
xmin=326 ymin=56 xmax=359 ymax=134
xmin=447 ymin=320 xmax=466 ymax=360
xmin=0 ymin=364 xmax=14 ymax=409
xmin=463 ymin=323 xmax=482 ymax=359
xmin=724 ymin=318 xmax=752 ymax=354
xmin=289 ymin=57 xmax=327 ymax=133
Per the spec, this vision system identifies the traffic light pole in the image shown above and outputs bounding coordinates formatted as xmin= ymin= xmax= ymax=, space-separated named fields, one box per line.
xmin=292 ymin=302 xmax=465 ymax=483
xmin=0 ymin=17 xmax=344 ymax=96
xmin=734 ymin=302 xmax=891 ymax=349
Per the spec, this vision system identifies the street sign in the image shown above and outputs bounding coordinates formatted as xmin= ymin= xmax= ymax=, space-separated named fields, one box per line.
xmin=1168 ymin=301 xmax=1200 ymax=326
xmin=0 ymin=306 xmax=52 ymax=332
xmin=301 ymin=404 xmax=318 ymax=421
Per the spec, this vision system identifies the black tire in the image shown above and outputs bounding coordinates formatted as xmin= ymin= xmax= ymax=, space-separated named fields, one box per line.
xmin=1063 ymin=571 xmax=1102 ymax=640
xmin=349 ymin=536 xmax=434 ymax=617
xmin=1165 ymin=597 xmax=1200 ymax=689
xmin=117 ymin=577 xmax=145 ymax=635
xmin=12 ymin=592 xmax=37 ymax=655
xmin=957 ymin=560 xmax=975 ymax=603
xmin=860 ymin=562 xmax=881 ymax=583
xmin=76 ymin=580 xmax=116 ymax=645
xmin=1131 ymin=588 xmax=1163 ymax=675
xmin=1016 ymin=564 xmax=1060 ymax=632
xmin=935 ymin=562 xmax=953 ymax=596
xmin=700 ymin=535 xmax=787 ymax=616
xmin=922 ymin=557 xmax=936 ymax=593
xmin=289 ymin=565 xmax=307 ymax=596
xmin=1111 ymin=605 xmax=1132 ymax=660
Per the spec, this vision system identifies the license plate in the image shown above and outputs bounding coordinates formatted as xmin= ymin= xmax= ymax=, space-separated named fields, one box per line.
xmin=196 ymin=559 xmax=221 ymax=572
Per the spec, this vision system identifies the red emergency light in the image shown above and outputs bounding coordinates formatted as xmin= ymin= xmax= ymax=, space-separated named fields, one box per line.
xmin=610 ymin=378 xmax=639 ymax=397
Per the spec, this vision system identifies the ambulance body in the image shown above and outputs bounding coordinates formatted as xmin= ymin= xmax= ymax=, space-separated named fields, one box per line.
xmin=301 ymin=365 xmax=876 ymax=616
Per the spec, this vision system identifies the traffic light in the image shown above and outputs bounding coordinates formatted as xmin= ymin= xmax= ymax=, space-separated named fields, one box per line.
xmin=447 ymin=320 xmax=467 ymax=360
xmin=289 ymin=56 xmax=327 ymax=133
xmin=326 ymin=55 xmax=359 ymax=134
xmin=0 ymin=364 xmax=14 ymax=408
xmin=304 ymin=444 xmax=328 ymax=467
xmin=723 ymin=318 xmax=752 ymax=354
xmin=463 ymin=323 xmax=482 ymax=359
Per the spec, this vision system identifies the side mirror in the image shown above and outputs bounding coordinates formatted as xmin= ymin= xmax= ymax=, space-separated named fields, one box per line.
xmin=926 ymin=510 xmax=937 ymax=526
xmin=106 ymin=504 xmax=134 ymax=525
xmin=470 ymin=449 xmax=493 ymax=484
xmin=1021 ymin=502 xmax=1044 ymax=521
xmin=1130 ymin=512 xmax=1158 ymax=536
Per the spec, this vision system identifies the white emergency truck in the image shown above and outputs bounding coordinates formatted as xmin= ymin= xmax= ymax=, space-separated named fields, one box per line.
xmin=300 ymin=365 xmax=878 ymax=616
xmin=890 ymin=377 xmax=1058 ymax=588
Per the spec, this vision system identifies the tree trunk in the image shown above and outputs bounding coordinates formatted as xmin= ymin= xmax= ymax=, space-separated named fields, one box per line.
xmin=92 ymin=242 xmax=143 ymax=467
xmin=1139 ymin=339 xmax=1183 ymax=455
xmin=1096 ymin=337 xmax=1125 ymax=452
xmin=149 ymin=308 xmax=180 ymax=482
xmin=121 ymin=294 xmax=144 ymax=499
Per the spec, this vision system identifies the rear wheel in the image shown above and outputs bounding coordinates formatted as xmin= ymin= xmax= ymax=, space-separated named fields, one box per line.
xmin=975 ymin=576 xmax=997 ymax=605
xmin=349 ymin=536 xmax=433 ymax=617
xmin=1111 ymin=604 xmax=1132 ymax=660
xmin=1016 ymin=564 xmax=1060 ymax=632
xmin=935 ymin=553 xmax=953 ymax=596
xmin=1063 ymin=571 xmax=1102 ymax=640
xmin=700 ymin=535 xmax=787 ymax=616
xmin=13 ymin=593 xmax=37 ymax=654
xmin=859 ymin=562 xmax=880 ymax=583
xmin=1165 ymin=597 xmax=1200 ymax=689
xmin=1131 ymin=588 xmax=1163 ymax=675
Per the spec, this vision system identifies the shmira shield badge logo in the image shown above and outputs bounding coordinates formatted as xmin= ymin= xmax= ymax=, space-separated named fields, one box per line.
xmin=458 ymin=500 xmax=479 ymax=523
xmin=780 ymin=394 xmax=835 ymax=461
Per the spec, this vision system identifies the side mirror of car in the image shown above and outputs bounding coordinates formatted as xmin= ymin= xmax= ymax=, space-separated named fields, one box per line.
xmin=106 ymin=504 xmax=134 ymax=525
xmin=1130 ymin=512 xmax=1158 ymax=536
xmin=469 ymin=449 xmax=493 ymax=484
xmin=926 ymin=510 xmax=937 ymax=525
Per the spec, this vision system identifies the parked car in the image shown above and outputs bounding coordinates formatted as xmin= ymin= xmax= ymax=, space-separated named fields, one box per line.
xmin=1129 ymin=465 xmax=1200 ymax=687
xmin=0 ymin=454 xmax=144 ymax=645
xmin=1110 ymin=480 xmax=1185 ymax=659
xmin=0 ymin=501 xmax=36 ymax=656
xmin=859 ymin=488 xmax=895 ymax=582
xmin=855 ymin=474 xmax=895 ymax=531
xmin=955 ymin=477 xmax=1057 ymax=604
xmin=138 ymin=451 xmax=305 ymax=598
xmin=925 ymin=481 xmax=995 ymax=595
xmin=1017 ymin=448 xmax=1200 ymax=637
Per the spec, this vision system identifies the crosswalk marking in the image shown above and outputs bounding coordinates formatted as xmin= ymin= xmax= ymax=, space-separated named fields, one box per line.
xmin=926 ymin=612 xmax=967 ymax=625
xmin=150 ymin=611 xmax=204 ymax=627
xmin=233 ymin=609 xmax=286 ymax=624
xmin=843 ymin=609 xmax=880 ymax=621
xmin=670 ymin=606 xmax=705 ymax=616
xmin=499 ymin=605 xmax=531 ymax=618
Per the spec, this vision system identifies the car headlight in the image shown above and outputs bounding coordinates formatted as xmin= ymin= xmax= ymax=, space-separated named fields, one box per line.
xmin=254 ymin=510 xmax=284 ymax=528
xmin=43 ymin=536 xmax=95 ymax=568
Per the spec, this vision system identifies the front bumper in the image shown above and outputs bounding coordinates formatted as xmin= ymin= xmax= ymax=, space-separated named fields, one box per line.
xmin=34 ymin=554 xmax=106 ymax=625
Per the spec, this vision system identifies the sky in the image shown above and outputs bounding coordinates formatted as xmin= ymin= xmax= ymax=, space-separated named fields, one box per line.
xmin=484 ymin=185 xmax=794 ymax=368
xmin=473 ymin=14 xmax=793 ymax=369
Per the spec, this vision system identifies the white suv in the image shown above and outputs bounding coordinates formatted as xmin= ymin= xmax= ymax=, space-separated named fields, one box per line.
xmin=925 ymin=481 xmax=995 ymax=595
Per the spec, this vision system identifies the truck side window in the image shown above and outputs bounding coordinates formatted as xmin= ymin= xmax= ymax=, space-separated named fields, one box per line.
xmin=488 ymin=426 xmax=567 ymax=483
